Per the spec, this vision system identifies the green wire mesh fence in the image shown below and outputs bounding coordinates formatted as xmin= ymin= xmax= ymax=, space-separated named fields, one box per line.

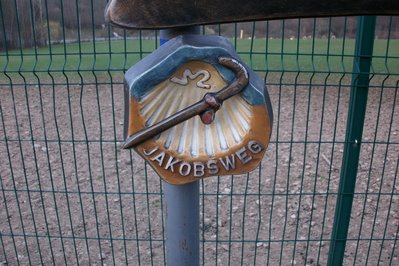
xmin=0 ymin=1 xmax=398 ymax=265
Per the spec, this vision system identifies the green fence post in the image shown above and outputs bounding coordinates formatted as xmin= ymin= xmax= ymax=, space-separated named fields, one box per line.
xmin=327 ymin=16 xmax=376 ymax=266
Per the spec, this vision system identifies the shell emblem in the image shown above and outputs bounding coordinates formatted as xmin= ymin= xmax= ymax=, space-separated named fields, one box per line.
xmin=124 ymin=35 xmax=273 ymax=184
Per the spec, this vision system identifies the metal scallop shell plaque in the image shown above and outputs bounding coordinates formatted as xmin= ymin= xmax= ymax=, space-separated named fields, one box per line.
xmin=124 ymin=35 xmax=273 ymax=184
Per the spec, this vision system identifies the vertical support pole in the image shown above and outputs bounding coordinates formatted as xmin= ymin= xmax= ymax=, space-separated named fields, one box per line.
xmin=327 ymin=16 xmax=376 ymax=266
xmin=161 ymin=27 xmax=201 ymax=266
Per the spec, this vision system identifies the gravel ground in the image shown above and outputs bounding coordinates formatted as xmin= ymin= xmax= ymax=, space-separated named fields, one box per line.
xmin=0 ymin=72 xmax=398 ymax=265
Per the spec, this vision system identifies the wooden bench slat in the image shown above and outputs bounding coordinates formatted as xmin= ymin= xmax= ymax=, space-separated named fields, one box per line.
xmin=106 ymin=0 xmax=399 ymax=29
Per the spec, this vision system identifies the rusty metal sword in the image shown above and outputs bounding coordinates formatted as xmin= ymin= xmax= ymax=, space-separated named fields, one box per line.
xmin=123 ymin=57 xmax=249 ymax=149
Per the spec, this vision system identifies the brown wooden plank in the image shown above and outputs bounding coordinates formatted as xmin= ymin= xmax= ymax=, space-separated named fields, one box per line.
xmin=106 ymin=0 xmax=399 ymax=29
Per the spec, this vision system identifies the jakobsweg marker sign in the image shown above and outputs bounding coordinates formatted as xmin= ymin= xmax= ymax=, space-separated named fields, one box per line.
xmin=123 ymin=35 xmax=273 ymax=185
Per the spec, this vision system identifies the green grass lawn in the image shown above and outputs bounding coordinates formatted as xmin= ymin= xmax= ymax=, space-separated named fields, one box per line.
xmin=1 ymin=38 xmax=398 ymax=83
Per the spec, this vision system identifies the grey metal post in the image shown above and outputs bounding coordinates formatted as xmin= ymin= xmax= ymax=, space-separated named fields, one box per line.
xmin=160 ymin=27 xmax=201 ymax=266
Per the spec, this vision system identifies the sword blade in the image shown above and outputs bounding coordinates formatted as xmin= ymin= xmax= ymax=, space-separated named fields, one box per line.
xmin=124 ymin=100 xmax=208 ymax=149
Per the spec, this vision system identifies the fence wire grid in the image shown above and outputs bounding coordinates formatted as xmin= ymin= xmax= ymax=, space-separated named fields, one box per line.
xmin=0 ymin=1 xmax=399 ymax=265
